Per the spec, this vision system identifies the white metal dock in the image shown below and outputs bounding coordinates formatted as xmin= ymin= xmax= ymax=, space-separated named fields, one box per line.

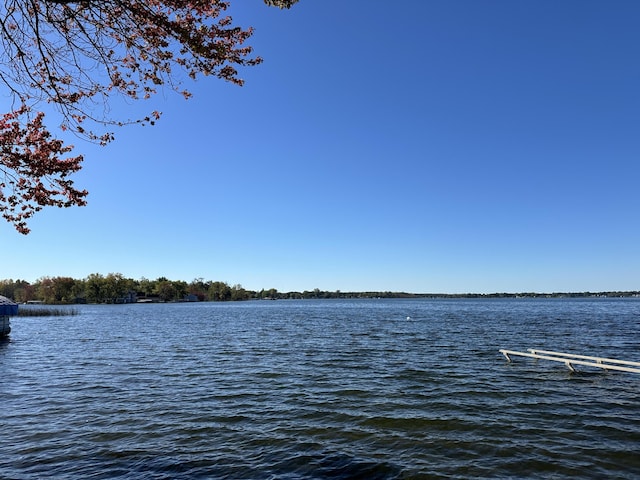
xmin=499 ymin=348 xmax=640 ymax=374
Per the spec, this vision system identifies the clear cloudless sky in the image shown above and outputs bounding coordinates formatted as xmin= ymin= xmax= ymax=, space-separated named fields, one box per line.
xmin=2 ymin=0 xmax=639 ymax=294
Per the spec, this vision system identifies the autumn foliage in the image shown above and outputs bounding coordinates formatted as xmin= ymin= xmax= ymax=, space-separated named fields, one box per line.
xmin=0 ymin=105 xmax=87 ymax=234
xmin=0 ymin=0 xmax=298 ymax=233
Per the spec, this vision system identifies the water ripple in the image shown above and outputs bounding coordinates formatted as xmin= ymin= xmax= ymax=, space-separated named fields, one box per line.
xmin=2 ymin=298 xmax=640 ymax=479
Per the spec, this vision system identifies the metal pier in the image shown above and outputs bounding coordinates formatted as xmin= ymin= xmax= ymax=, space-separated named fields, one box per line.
xmin=499 ymin=348 xmax=640 ymax=374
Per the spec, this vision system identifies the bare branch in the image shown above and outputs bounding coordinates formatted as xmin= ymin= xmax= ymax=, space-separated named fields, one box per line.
xmin=0 ymin=0 xmax=298 ymax=233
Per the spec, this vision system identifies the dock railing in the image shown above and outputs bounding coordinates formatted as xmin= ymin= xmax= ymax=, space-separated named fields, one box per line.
xmin=499 ymin=348 xmax=640 ymax=374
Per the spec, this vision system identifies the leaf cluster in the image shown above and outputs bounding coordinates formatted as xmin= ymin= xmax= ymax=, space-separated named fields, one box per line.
xmin=0 ymin=104 xmax=87 ymax=233
xmin=0 ymin=0 xmax=297 ymax=233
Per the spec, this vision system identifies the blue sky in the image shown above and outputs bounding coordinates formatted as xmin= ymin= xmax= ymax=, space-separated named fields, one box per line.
xmin=2 ymin=0 xmax=639 ymax=293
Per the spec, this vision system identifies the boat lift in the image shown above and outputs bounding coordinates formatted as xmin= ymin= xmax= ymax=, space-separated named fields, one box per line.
xmin=499 ymin=348 xmax=640 ymax=374
xmin=0 ymin=295 xmax=18 ymax=339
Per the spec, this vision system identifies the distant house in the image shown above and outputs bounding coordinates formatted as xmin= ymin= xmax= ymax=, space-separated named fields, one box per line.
xmin=115 ymin=291 xmax=138 ymax=304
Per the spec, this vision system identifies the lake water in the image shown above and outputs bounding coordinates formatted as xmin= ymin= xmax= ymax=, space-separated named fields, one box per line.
xmin=1 ymin=298 xmax=639 ymax=479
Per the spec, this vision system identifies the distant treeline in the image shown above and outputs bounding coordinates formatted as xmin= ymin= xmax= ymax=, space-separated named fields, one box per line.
xmin=0 ymin=275 xmax=638 ymax=304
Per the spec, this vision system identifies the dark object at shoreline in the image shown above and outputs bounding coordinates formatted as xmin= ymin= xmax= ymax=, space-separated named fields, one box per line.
xmin=0 ymin=317 xmax=10 ymax=338
xmin=0 ymin=295 xmax=18 ymax=338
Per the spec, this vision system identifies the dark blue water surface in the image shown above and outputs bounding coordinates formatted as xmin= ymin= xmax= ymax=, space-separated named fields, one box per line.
xmin=1 ymin=298 xmax=639 ymax=479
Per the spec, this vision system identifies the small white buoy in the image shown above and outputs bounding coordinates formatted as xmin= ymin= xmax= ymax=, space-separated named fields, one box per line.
xmin=406 ymin=316 xmax=411 ymax=320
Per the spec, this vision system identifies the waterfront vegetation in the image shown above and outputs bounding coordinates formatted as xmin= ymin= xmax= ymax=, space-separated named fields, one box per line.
xmin=0 ymin=275 xmax=638 ymax=305
xmin=18 ymin=307 xmax=79 ymax=317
